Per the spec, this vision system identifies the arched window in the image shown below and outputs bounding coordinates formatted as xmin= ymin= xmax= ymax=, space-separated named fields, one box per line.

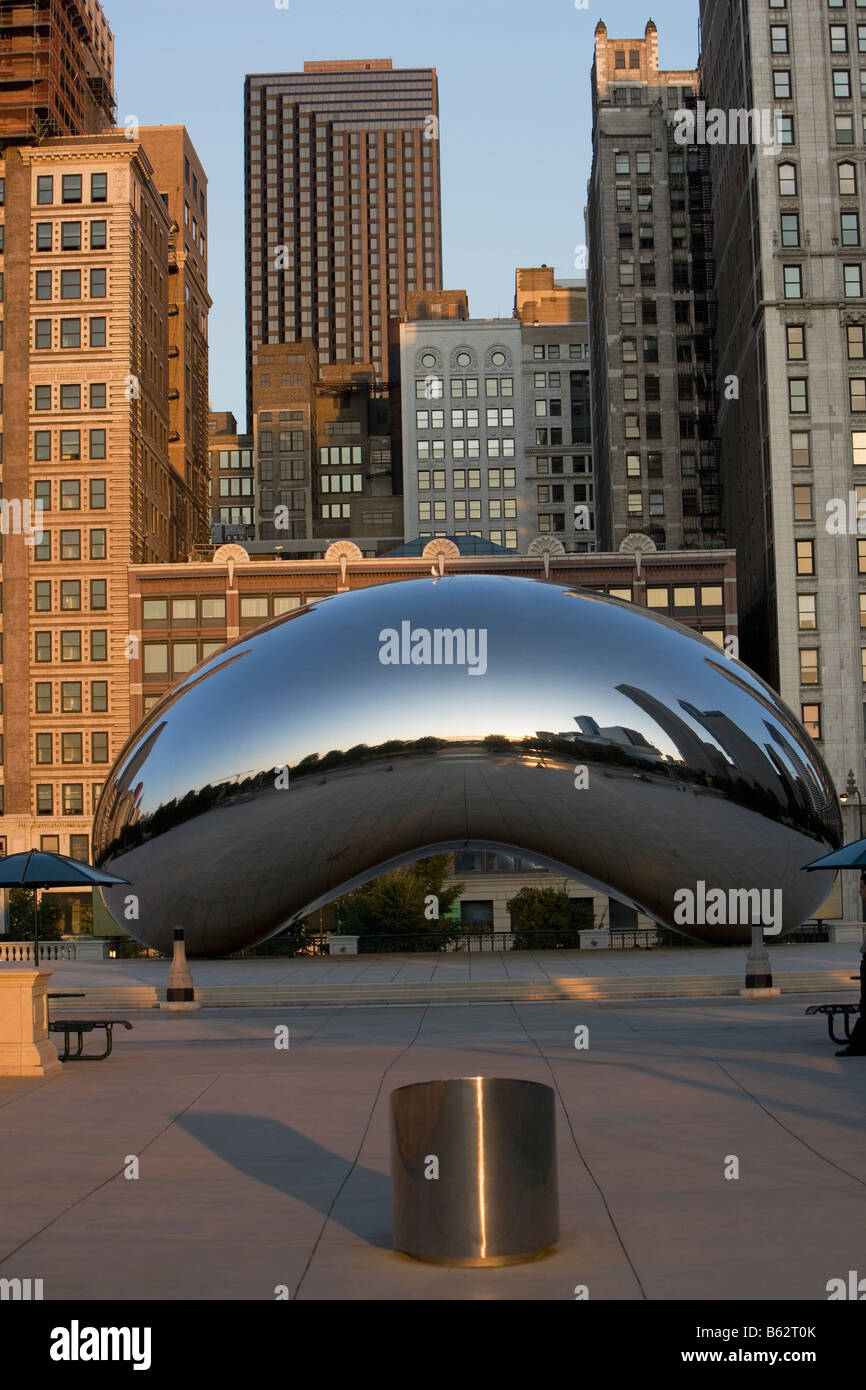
xmin=839 ymin=162 xmax=857 ymax=196
xmin=778 ymin=162 xmax=798 ymax=197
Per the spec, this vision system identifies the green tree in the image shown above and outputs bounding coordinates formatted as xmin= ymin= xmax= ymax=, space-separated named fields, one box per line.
xmin=7 ymin=888 xmax=65 ymax=941
xmin=507 ymin=884 xmax=592 ymax=949
xmin=335 ymin=855 xmax=465 ymax=952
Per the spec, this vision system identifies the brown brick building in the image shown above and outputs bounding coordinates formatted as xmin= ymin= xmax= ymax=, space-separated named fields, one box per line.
xmin=0 ymin=0 xmax=115 ymax=146
xmin=0 ymin=128 xmax=209 ymax=886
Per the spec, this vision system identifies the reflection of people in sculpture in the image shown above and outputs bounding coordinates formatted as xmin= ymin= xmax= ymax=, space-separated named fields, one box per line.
xmin=836 ymin=874 xmax=866 ymax=1057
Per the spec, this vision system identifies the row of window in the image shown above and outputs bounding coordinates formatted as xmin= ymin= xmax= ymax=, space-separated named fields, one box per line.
xmin=35 ymin=174 xmax=108 ymax=206
xmin=33 ymin=631 xmax=109 ymax=662
xmin=417 ymin=529 xmax=520 ymax=550
xmin=33 ymin=784 xmax=100 ymax=816
xmin=417 ymin=468 xmax=517 ymax=491
xmin=33 ymin=268 xmax=107 ymax=299
xmin=34 ymin=681 xmax=108 ymax=713
xmin=418 ymin=468 xmax=518 ymax=491
xmin=31 ymin=530 xmax=106 ymax=563
xmin=417 ymin=440 xmax=516 ymax=460
xmin=418 ymin=501 xmax=518 ymax=522
xmin=795 ymin=538 xmax=866 ymax=573
xmin=33 ymin=478 xmax=105 ymax=508
xmin=35 ymin=732 xmax=109 ymax=765
xmin=770 ymin=21 xmax=866 ymax=53
xmin=34 ymin=220 xmax=108 ymax=252
xmin=214 ymin=450 xmax=254 ymax=470
xmin=34 ymin=578 xmax=107 ymax=611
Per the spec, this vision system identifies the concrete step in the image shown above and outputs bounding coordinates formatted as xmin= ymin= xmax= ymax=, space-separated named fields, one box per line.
xmin=53 ymin=970 xmax=858 ymax=1011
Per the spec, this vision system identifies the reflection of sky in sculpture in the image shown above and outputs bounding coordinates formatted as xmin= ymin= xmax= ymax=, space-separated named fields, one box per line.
xmin=92 ymin=576 xmax=841 ymax=954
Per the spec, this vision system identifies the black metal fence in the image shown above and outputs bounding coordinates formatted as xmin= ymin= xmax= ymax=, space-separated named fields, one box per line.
xmin=101 ymin=921 xmax=831 ymax=961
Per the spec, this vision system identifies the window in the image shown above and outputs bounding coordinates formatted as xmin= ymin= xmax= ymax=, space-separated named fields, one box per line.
xmin=61 ymin=221 xmax=81 ymax=251
xmin=770 ymin=25 xmax=789 ymax=53
xmin=788 ymin=378 xmax=809 ymax=412
xmin=173 ymin=642 xmax=198 ymax=673
xmin=142 ymin=599 xmax=167 ymax=622
xmin=851 ymin=378 xmax=866 ymax=411
xmin=784 ymin=265 xmax=803 ymax=298
xmin=778 ymin=162 xmax=797 ymax=196
xmin=845 ymin=263 xmax=864 ymax=296
xmin=780 ymin=212 xmax=800 ymax=246
xmin=90 ymin=220 xmax=107 ymax=250
xmin=240 ymin=596 xmax=269 ymax=620
xmin=35 ymin=222 xmax=52 ymax=252
xmin=60 ymin=269 xmax=80 ymax=299
xmin=798 ymin=594 xmax=817 ymax=630
xmin=60 ymin=530 xmax=80 ymax=560
xmin=89 ymin=429 xmax=106 ymax=460
xmin=834 ymin=68 xmax=853 ymax=97
xmin=836 ymin=114 xmax=855 ymax=143
xmin=62 ymin=682 xmax=81 ymax=712
xmin=90 ymin=479 xmax=105 ymax=509
xmin=34 ymin=319 xmax=51 ymax=350
xmin=793 ymin=484 xmax=813 ymax=520
xmin=850 ymin=325 xmax=866 ymax=362
xmin=143 ymin=643 xmax=169 ymax=675
xmin=90 ymin=173 xmax=107 ymax=203
xmin=89 ymin=268 xmax=106 ymax=297
xmin=60 ymin=430 xmax=80 ymax=460
xmin=777 ymin=115 xmax=795 ymax=145
xmin=786 ymin=325 xmax=806 ymax=359
xmin=60 ymin=580 xmax=80 ymax=611
xmin=89 ymin=317 xmax=106 ymax=347
xmin=840 ymin=162 xmax=858 ymax=196
xmin=60 ymin=630 xmax=81 ymax=662
xmin=36 ymin=175 xmax=53 ymax=205
xmin=796 ymin=539 xmax=815 ymax=575
xmin=801 ymin=705 xmax=821 ymax=740
xmin=61 ymin=317 xmax=81 ymax=349
xmin=62 ymin=174 xmax=82 ymax=203
xmin=62 ymin=785 xmax=83 ymax=815
xmin=830 ymin=24 xmax=849 ymax=52
xmin=35 ymin=270 xmax=51 ymax=300
xmin=35 ymin=683 xmax=52 ymax=714
xmin=34 ymin=580 xmax=51 ymax=612
xmin=91 ymin=631 xmax=107 ymax=662
xmin=90 ymin=579 xmax=106 ymax=611
xmin=792 ymin=431 xmax=811 ymax=467
xmin=91 ymin=733 xmax=109 ymax=764
xmin=90 ymin=383 xmax=106 ymax=409
xmin=774 ymin=69 xmax=792 ymax=99
xmin=60 ymin=479 xmax=80 ymax=510
xmin=62 ymin=732 xmax=82 ymax=764
xmin=843 ymin=212 xmax=861 ymax=246
xmin=36 ymin=786 xmax=53 ymax=815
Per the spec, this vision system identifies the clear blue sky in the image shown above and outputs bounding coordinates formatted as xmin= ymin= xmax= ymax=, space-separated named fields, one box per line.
xmin=110 ymin=0 xmax=700 ymax=422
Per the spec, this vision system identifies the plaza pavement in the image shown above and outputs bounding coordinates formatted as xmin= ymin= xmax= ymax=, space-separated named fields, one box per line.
xmin=0 ymin=990 xmax=865 ymax=1301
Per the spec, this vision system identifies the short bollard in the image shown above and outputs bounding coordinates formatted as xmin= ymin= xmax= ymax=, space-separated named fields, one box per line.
xmin=390 ymin=1077 xmax=558 ymax=1267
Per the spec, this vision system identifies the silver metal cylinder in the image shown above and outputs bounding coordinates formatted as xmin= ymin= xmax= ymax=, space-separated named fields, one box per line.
xmin=390 ymin=1077 xmax=559 ymax=1267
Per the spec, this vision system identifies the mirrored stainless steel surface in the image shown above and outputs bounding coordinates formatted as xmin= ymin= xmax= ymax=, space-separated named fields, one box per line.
xmin=390 ymin=1077 xmax=559 ymax=1266
xmin=92 ymin=575 xmax=842 ymax=955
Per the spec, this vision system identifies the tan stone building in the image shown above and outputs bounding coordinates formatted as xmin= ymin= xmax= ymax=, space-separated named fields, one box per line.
xmin=0 ymin=0 xmax=115 ymax=146
xmin=0 ymin=127 xmax=209 ymax=895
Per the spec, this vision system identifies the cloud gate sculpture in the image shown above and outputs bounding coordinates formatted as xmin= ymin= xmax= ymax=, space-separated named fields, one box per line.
xmin=92 ymin=575 xmax=842 ymax=956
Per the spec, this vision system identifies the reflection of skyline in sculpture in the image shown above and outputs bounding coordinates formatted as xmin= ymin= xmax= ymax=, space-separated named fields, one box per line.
xmin=91 ymin=576 xmax=841 ymax=955
xmin=572 ymin=714 xmax=666 ymax=765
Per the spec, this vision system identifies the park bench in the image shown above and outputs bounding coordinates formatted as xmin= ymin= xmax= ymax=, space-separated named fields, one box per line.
xmin=805 ymin=1003 xmax=860 ymax=1044
xmin=48 ymin=1018 xmax=132 ymax=1062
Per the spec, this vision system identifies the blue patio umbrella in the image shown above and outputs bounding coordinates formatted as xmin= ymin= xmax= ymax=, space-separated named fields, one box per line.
xmin=803 ymin=838 xmax=866 ymax=871
xmin=0 ymin=851 xmax=128 ymax=962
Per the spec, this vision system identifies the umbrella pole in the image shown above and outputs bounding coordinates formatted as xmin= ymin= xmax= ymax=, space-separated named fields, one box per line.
xmin=33 ymin=887 xmax=39 ymax=968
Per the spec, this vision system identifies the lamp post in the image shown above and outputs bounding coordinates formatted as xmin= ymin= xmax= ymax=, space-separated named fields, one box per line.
xmin=840 ymin=770 xmax=865 ymax=923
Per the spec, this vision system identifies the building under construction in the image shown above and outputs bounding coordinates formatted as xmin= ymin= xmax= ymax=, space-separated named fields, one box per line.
xmin=0 ymin=0 xmax=114 ymax=145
